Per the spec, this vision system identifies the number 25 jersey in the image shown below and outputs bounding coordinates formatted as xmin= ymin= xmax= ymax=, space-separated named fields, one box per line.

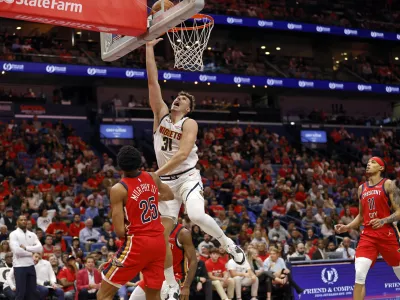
xmin=154 ymin=114 xmax=198 ymax=175
xmin=119 ymin=172 xmax=164 ymax=236
xmin=360 ymin=178 xmax=395 ymax=237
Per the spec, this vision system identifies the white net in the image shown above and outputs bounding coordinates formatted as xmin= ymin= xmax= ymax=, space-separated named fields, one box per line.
xmin=167 ymin=14 xmax=214 ymax=72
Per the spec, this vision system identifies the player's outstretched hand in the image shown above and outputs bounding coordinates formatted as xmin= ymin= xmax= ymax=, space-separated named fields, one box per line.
xmin=146 ymin=38 xmax=163 ymax=47
xmin=368 ymin=218 xmax=385 ymax=229
xmin=334 ymin=224 xmax=349 ymax=234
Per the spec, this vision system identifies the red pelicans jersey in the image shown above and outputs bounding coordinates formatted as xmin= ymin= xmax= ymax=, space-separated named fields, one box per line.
xmin=119 ymin=172 xmax=164 ymax=236
xmin=170 ymin=223 xmax=186 ymax=281
xmin=360 ymin=178 xmax=395 ymax=237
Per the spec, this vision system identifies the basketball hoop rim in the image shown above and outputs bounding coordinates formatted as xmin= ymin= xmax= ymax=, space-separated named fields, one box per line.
xmin=168 ymin=14 xmax=214 ymax=32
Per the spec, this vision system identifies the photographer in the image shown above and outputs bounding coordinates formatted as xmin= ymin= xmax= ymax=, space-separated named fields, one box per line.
xmin=33 ymin=252 xmax=65 ymax=300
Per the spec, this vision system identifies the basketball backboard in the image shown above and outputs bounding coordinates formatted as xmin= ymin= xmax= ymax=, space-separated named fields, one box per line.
xmin=100 ymin=0 xmax=205 ymax=62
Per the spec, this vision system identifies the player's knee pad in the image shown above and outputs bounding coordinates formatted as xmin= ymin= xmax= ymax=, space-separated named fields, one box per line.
xmin=393 ymin=266 xmax=400 ymax=280
xmin=355 ymin=257 xmax=373 ymax=285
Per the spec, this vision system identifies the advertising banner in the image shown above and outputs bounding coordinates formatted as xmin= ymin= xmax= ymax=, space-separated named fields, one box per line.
xmin=2 ymin=61 xmax=400 ymax=95
xmin=292 ymin=260 xmax=400 ymax=299
xmin=100 ymin=124 xmax=133 ymax=139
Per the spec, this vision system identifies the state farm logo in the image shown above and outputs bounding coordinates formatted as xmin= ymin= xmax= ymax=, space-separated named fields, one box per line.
xmin=46 ymin=65 xmax=67 ymax=74
xmin=87 ymin=68 xmax=107 ymax=76
xmin=0 ymin=0 xmax=83 ymax=13
xmin=163 ymin=72 xmax=181 ymax=80
xmin=321 ymin=268 xmax=338 ymax=285
xmin=2 ymin=63 xmax=24 ymax=72
xmin=199 ymin=74 xmax=217 ymax=82
xmin=386 ymin=86 xmax=400 ymax=93
xmin=233 ymin=77 xmax=251 ymax=84
xmin=258 ymin=20 xmax=274 ymax=28
xmin=328 ymin=82 xmax=344 ymax=90
xmin=125 ymin=70 xmax=145 ymax=78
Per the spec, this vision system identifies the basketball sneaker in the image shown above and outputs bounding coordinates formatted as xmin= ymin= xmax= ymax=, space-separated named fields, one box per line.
xmin=225 ymin=239 xmax=245 ymax=265
xmin=162 ymin=282 xmax=180 ymax=300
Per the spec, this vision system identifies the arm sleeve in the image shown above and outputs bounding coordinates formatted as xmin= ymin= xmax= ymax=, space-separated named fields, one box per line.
xmin=48 ymin=262 xmax=57 ymax=285
xmin=7 ymin=268 xmax=15 ymax=290
xmin=76 ymin=271 xmax=89 ymax=291
xmin=25 ymin=233 xmax=44 ymax=253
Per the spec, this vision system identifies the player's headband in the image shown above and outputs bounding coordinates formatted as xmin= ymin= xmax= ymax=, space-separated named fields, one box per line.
xmin=370 ymin=156 xmax=385 ymax=169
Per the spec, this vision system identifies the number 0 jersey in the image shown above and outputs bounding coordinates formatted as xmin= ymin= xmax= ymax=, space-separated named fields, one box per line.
xmin=119 ymin=172 xmax=164 ymax=236
xmin=360 ymin=178 xmax=395 ymax=237
xmin=154 ymin=114 xmax=198 ymax=175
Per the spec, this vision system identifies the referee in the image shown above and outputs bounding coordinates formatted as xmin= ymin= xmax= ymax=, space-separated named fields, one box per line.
xmin=9 ymin=215 xmax=42 ymax=300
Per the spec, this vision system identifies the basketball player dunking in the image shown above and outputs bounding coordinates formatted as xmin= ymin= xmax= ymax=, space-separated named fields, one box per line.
xmin=146 ymin=38 xmax=245 ymax=299
xmin=129 ymin=223 xmax=198 ymax=300
xmin=97 ymin=146 xmax=174 ymax=300
xmin=335 ymin=157 xmax=400 ymax=300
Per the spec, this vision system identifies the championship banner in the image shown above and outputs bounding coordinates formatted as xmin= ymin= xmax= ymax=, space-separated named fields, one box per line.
xmin=0 ymin=0 xmax=147 ymax=36
xmin=292 ymin=260 xmax=400 ymax=299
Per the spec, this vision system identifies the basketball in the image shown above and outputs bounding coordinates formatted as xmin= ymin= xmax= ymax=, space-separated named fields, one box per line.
xmin=151 ymin=0 xmax=175 ymax=14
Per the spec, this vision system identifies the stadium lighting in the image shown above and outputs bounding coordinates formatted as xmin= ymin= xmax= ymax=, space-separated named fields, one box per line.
xmin=336 ymin=61 xmax=339 ymax=64
xmin=252 ymin=85 xmax=256 ymax=88
xmin=76 ymin=31 xmax=82 ymax=35
xmin=264 ymin=85 xmax=268 ymax=88
xmin=265 ymin=52 xmax=270 ymax=55
xmin=344 ymin=57 xmax=348 ymax=61
xmin=261 ymin=46 xmax=266 ymax=49
xmin=194 ymin=81 xmax=198 ymax=84
xmin=276 ymin=47 xmax=281 ymax=51
xmin=16 ymin=27 xmax=21 ymax=30
xmin=1 ymin=71 xmax=4 ymax=75
xmin=290 ymin=122 xmax=295 ymax=125
xmin=207 ymin=83 xmax=211 ymax=86
xmin=237 ymin=84 xmax=241 ymax=87
xmin=396 ymin=57 xmax=399 ymax=61
xmin=164 ymin=80 xmax=167 ymax=83
xmin=343 ymin=52 xmax=347 ymax=55
xmin=207 ymin=47 xmax=212 ymax=50
xmin=177 ymin=39 xmax=182 ymax=43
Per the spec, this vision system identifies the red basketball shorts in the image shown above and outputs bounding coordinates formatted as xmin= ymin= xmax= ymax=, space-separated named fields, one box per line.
xmin=102 ymin=234 xmax=166 ymax=289
xmin=356 ymin=230 xmax=400 ymax=266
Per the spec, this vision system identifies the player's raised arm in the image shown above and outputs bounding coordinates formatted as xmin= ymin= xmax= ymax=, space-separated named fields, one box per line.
xmin=155 ymin=119 xmax=198 ymax=176
xmin=180 ymin=229 xmax=198 ymax=300
xmin=146 ymin=38 xmax=169 ymax=130
xmin=335 ymin=185 xmax=364 ymax=233
xmin=370 ymin=180 xmax=400 ymax=229
xmin=110 ymin=183 xmax=127 ymax=239
xmin=150 ymin=172 xmax=174 ymax=201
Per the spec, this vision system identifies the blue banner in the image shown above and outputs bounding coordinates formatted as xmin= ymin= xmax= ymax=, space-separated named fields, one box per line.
xmin=292 ymin=260 xmax=400 ymax=299
xmin=209 ymin=14 xmax=400 ymax=42
xmin=100 ymin=124 xmax=134 ymax=139
xmin=2 ymin=61 xmax=400 ymax=94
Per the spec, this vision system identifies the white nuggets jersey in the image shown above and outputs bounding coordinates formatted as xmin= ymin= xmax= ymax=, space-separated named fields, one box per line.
xmin=154 ymin=114 xmax=198 ymax=174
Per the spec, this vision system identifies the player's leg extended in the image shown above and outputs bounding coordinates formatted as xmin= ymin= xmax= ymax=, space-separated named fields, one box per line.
xmin=377 ymin=234 xmax=400 ymax=280
xmin=184 ymin=181 xmax=245 ymax=264
xmin=161 ymin=216 xmax=177 ymax=286
xmin=97 ymin=279 xmax=120 ymax=300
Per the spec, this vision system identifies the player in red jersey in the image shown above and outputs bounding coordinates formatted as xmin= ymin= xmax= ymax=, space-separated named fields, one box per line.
xmin=129 ymin=223 xmax=198 ymax=300
xmin=335 ymin=156 xmax=400 ymax=300
xmin=97 ymin=146 xmax=174 ymax=300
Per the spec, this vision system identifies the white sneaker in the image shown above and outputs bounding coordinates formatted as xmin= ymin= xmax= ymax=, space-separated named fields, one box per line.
xmin=225 ymin=239 xmax=245 ymax=265
xmin=162 ymin=283 xmax=180 ymax=300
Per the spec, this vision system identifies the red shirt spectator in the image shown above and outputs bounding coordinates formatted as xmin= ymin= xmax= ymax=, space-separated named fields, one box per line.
xmin=57 ymin=259 xmax=77 ymax=293
xmin=68 ymin=215 xmax=85 ymax=237
xmin=205 ymin=254 xmax=227 ymax=278
xmin=46 ymin=218 xmax=69 ymax=236
xmin=38 ymin=180 xmax=52 ymax=193
xmin=55 ymin=182 xmax=68 ymax=193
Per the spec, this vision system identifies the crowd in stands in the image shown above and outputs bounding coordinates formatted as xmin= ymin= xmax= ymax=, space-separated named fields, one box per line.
xmin=203 ymin=0 xmax=400 ymax=32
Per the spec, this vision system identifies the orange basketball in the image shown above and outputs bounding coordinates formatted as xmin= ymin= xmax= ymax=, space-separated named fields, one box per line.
xmin=151 ymin=0 xmax=175 ymax=14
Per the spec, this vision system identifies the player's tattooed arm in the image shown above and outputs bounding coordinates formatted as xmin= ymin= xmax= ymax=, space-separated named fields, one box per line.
xmin=150 ymin=172 xmax=174 ymax=201
xmin=110 ymin=183 xmax=127 ymax=239
xmin=383 ymin=179 xmax=400 ymax=224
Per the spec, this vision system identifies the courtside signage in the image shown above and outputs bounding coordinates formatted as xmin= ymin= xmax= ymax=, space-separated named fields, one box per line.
xmin=209 ymin=14 xmax=400 ymax=42
xmin=1 ymin=60 xmax=400 ymax=95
